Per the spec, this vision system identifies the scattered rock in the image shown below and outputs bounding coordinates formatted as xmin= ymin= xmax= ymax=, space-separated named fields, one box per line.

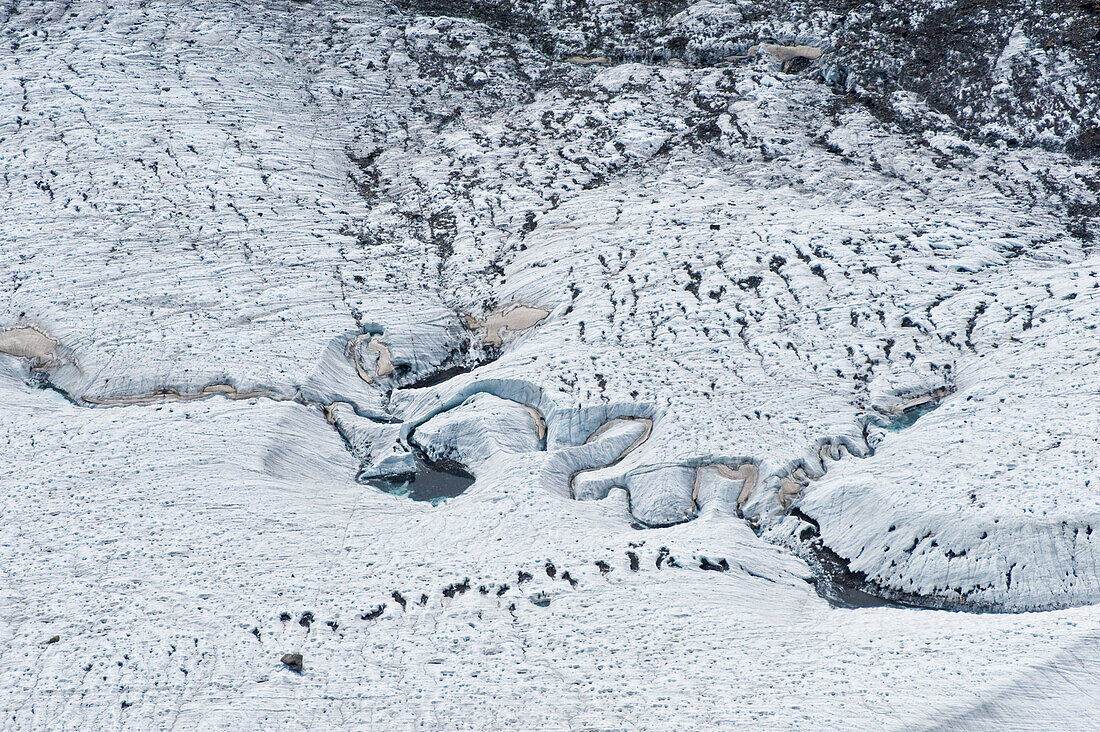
xmin=627 ymin=551 xmax=640 ymax=571
xmin=361 ymin=604 xmax=386 ymax=620
xmin=46 ymin=635 xmax=60 ymax=645
xmin=280 ymin=652 xmax=304 ymax=673
xmin=700 ymin=557 xmax=730 ymax=572
xmin=595 ymin=560 xmax=611 ymax=574
xmin=443 ymin=579 xmax=470 ymax=599
xmin=656 ymin=547 xmax=683 ymax=569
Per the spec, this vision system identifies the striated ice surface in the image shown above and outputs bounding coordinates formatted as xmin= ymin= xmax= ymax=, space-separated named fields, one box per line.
xmin=3 ymin=0 xmax=1100 ymax=727
xmin=411 ymin=392 xmax=544 ymax=469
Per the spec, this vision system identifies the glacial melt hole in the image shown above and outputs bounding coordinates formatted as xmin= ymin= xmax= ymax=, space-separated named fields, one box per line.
xmin=360 ymin=448 xmax=475 ymax=505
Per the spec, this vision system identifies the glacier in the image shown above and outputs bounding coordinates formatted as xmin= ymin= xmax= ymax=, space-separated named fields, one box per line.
xmin=2 ymin=0 xmax=1100 ymax=728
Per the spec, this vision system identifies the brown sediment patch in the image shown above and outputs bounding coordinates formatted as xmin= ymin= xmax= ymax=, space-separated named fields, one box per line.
xmin=467 ymin=306 xmax=549 ymax=346
xmin=726 ymin=464 xmax=760 ymax=507
xmin=348 ymin=334 xmax=395 ymax=382
xmin=566 ymin=55 xmax=610 ymax=66
xmin=0 ymin=326 xmax=59 ymax=367
xmin=348 ymin=335 xmax=373 ymax=383
xmin=567 ymin=417 xmax=653 ymax=497
xmin=755 ymin=44 xmax=823 ymax=62
xmin=778 ymin=468 xmax=810 ymax=510
xmin=367 ymin=336 xmax=394 ymax=378
xmin=692 ymin=463 xmax=759 ymax=506
xmin=586 ymin=417 xmax=652 ymax=460
xmin=82 ymin=383 xmax=285 ymax=407
xmin=524 ymin=405 xmax=547 ymax=441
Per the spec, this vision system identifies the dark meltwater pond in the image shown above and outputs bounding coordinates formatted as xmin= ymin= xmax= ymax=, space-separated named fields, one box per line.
xmin=813 ymin=574 xmax=913 ymax=610
xmin=793 ymin=510 xmax=957 ymax=611
xmin=883 ymin=399 xmax=941 ymax=432
xmin=360 ymin=451 xmax=475 ymax=505
xmin=806 ymin=541 xmax=939 ymax=611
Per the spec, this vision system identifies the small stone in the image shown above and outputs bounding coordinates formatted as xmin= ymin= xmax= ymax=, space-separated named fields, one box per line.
xmin=280 ymin=652 xmax=303 ymax=673
xmin=529 ymin=593 xmax=551 ymax=607
xmin=700 ymin=556 xmax=730 ymax=572
xmin=46 ymin=635 xmax=60 ymax=645
xmin=360 ymin=604 xmax=385 ymax=620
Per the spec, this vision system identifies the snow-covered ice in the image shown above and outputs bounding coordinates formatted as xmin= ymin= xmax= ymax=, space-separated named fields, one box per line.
xmin=3 ymin=0 xmax=1100 ymax=728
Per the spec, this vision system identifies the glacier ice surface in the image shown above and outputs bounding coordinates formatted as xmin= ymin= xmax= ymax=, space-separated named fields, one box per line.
xmin=3 ymin=0 xmax=1100 ymax=727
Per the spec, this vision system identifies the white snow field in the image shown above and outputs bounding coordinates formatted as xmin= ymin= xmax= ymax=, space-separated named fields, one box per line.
xmin=2 ymin=0 xmax=1100 ymax=728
